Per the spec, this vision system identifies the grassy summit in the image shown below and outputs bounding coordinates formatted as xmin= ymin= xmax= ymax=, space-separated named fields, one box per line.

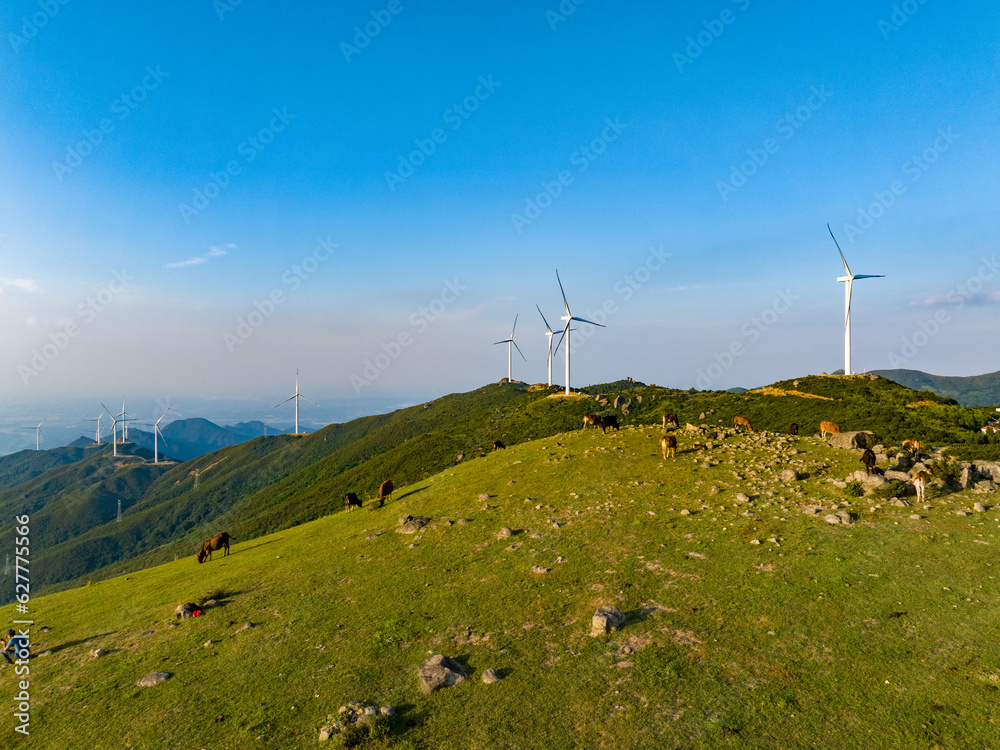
xmin=5 ymin=417 xmax=999 ymax=749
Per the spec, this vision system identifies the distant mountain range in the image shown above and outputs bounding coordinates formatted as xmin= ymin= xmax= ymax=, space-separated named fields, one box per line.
xmin=115 ymin=419 xmax=292 ymax=462
xmin=872 ymin=369 xmax=1000 ymax=407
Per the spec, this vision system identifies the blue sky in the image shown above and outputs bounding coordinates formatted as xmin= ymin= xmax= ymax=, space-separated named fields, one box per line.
xmin=2 ymin=0 xmax=998 ymax=429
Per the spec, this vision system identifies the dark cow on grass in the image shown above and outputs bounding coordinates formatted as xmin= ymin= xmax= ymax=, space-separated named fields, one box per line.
xmin=196 ymin=532 xmax=233 ymax=564
xmin=493 ymin=440 xmax=506 ymax=451
xmin=663 ymin=413 xmax=679 ymax=429
xmin=789 ymin=423 xmax=799 ymax=436
xmin=601 ymin=415 xmax=620 ymax=433
xmin=861 ymin=448 xmax=878 ymax=475
xmin=344 ymin=492 xmax=362 ymax=512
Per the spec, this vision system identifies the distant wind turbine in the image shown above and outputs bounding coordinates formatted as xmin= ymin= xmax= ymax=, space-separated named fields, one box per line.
xmin=35 ymin=416 xmax=47 ymax=451
xmin=275 ymin=369 xmax=318 ymax=435
xmin=553 ymin=270 xmax=605 ymax=396
xmin=101 ymin=403 xmax=120 ymax=457
xmin=828 ymin=224 xmax=884 ymax=376
xmin=536 ymin=305 xmax=558 ymax=387
xmin=151 ymin=406 xmax=171 ymax=464
xmin=493 ymin=315 xmax=526 ymax=382
xmin=83 ymin=411 xmax=106 ymax=444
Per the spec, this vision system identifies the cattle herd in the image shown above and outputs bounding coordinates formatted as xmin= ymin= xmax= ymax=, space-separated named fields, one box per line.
xmin=193 ymin=407 xmax=934 ymax=563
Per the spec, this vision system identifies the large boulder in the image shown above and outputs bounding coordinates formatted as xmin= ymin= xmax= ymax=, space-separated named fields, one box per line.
xmin=590 ymin=606 xmax=627 ymax=637
xmin=395 ymin=516 xmax=430 ymax=534
xmin=418 ymin=654 xmax=468 ymax=694
xmin=974 ymin=461 xmax=1000 ymax=483
xmin=830 ymin=431 xmax=881 ymax=450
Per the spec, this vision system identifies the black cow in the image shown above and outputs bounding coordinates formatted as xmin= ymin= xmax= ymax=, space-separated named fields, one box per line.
xmin=601 ymin=415 xmax=620 ymax=433
xmin=789 ymin=423 xmax=799 ymax=436
xmin=344 ymin=492 xmax=362 ymax=512
xmin=861 ymin=448 xmax=877 ymax=474
xmin=493 ymin=440 xmax=506 ymax=450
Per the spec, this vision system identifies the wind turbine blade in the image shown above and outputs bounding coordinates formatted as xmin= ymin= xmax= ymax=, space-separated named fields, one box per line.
xmin=536 ymin=304 xmax=553 ymax=333
xmin=493 ymin=339 xmax=510 ymax=346
xmin=274 ymin=395 xmax=296 ymax=408
xmin=300 ymin=396 xmax=319 ymax=407
xmin=553 ymin=326 xmax=568 ymax=356
xmin=511 ymin=314 xmax=518 ymax=338
xmin=513 ymin=340 xmax=526 ymax=361
xmin=827 ymin=223 xmax=851 ymax=276
xmin=853 ymin=274 xmax=885 ymax=279
xmin=570 ymin=315 xmax=606 ymax=328
xmin=556 ymin=270 xmax=571 ymax=315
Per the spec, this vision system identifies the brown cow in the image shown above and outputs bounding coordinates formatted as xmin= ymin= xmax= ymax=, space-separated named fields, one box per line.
xmin=902 ymin=439 xmax=927 ymax=457
xmin=661 ymin=435 xmax=677 ymax=459
xmin=820 ymin=421 xmax=840 ymax=438
xmin=912 ymin=469 xmax=932 ymax=503
xmin=196 ymin=532 xmax=232 ymax=564
xmin=663 ymin=413 xmax=679 ymax=429
xmin=378 ymin=480 xmax=393 ymax=507
xmin=734 ymin=416 xmax=753 ymax=433
xmin=583 ymin=414 xmax=603 ymax=430
xmin=788 ymin=423 xmax=799 ymax=436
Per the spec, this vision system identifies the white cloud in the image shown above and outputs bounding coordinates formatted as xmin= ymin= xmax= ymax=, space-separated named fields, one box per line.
xmin=0 ymin=276 xmax=39 ymax=293
xmin=166 ymin=244 xmax=235 ymax=269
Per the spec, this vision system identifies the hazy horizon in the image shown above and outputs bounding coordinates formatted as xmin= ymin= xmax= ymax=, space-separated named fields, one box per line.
xmin=3 ymin=2 xmax=997 ymax=417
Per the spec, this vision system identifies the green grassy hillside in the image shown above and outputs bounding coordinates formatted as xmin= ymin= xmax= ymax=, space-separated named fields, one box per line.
xmin=7 ymin=376 xmax=1000 ymax=603
xmin=4 ymin=423 xmax=999 ymax=749
xmin=873 ymin=368 xmax=1000 ymax=407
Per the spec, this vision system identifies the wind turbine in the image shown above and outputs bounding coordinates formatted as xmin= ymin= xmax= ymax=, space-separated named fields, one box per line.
xmin=83 ymin=412 xmax=106 ymax=444
xmin=275 ymin=369 xmax=318 ymax=435
xmin=101 ymin=403 xmax=119 ymax=457
xmin=536 ymin=305 xmax=559 ymax=387
xmin=151 ymin=405 xmax=171 ymax=464
xmin=828 ymin=224 xmax=884 ymax=376
xmin=493 ymin=315 xmax=526 ymax=382
xmin=553 ymin=270 xmax=605 ymax=396
xmin=35 ymin=416 xmax=47 ymax=451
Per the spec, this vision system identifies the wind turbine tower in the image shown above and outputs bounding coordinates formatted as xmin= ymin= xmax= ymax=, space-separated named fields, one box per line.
xmin=152 ymin=406 xmax=172 ymax=464
xmin=101 ymin=403 xmax=120 ymax=457
xmin=828 ymin=224 xmax=884 ymax=375
xmin=35 ymin=416 xmax=47 ymax=451
xmin=537 ymin=305 xmax=558 ymax=387
xmin=275 ymin=369 xmax=319 ymax=435
xmin=493 ymin=315 xmax=526 ymax=382
xmin=554 ymin=271 xmax=605 ymax=396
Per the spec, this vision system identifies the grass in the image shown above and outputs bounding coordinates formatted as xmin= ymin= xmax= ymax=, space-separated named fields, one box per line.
xmin=4 ymin=424 xmax=1000 ymax=748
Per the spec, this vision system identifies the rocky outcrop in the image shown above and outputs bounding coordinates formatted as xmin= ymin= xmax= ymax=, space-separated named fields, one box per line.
xmin=418 ymin=654 xmax=468 ymax=694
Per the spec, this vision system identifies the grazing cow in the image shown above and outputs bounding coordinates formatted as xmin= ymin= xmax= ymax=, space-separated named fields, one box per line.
xmin=660 ymin=435 xmax=677 ymax=459
xmin=734 ymin=416 xmax=753 ymax=433
xmin=196 ymin=532 xmax=232 ymax=564
xmin=902 ymin=439 xmax=927 ymax=457
xmin=663 ymin=413 xmax=679 ymax=429
xmin=601 ymin=415 xmax=620 ymax=433
xmin=912 ymin=469 xmax=932 ymax=503
xmin=344 ymin=492 xmax=362 ymax=512
xmin=789 ymin=423 xmax=799 ymax=436
xmin=583 ymin=414 xmax=603 ymax=430
xmin=820 ymin=421 xmax=840 ymax=438
xmin=861 ymin=448 xmax=877 ymax=474
xmin=852 ymin=432 xmax=871 ymax=450
xmin=493 ymin=440 xmax=506 ymax=451
xmin=378 ymin=480 xmax=393 ymax=507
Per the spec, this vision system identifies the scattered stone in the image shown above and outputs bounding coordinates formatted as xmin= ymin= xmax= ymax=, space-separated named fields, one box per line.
xmin=235 ymin=622 xmax=255 ymax=633
xmin=530 ymin=566 xmax=550 ymax=574
xmin=735 ymin=493 xmax=750 ymax=504
xmin=781 ymin=469 xmax=799 ymax=482
xmin=478 ymin=493 xmax=490 ymax=502
xmin=203 ymin=640 xmax=214 ymax=648
xmin=750 ymin=539 xmax=761 ymax=545
xmin=89 ymin=648 xmax=104 ymax=658
xmin=910 ymin=514 xmax=922 ymax=520
xmin=687 ymin=551 xmax=706 ymax=559
xmin=202 ymin=599 xmax=218 ymax=608
xmin=824 ymin=514 xmax=842 ymax=525
xmin=974 ymin=502 xmax=987 ymax=513
xmin=955 ymin=510 xmax=969 ymax=517
xmin=680 ymin=509 xmax=691 ymax=516
xmin=555 ymin=556 xmax=566 ymax=563
xmin=418 ymin=654 xmax=468 ymax=694
xmin=892 ymin=498 xmax=912 ymax=508
xmin=836 ymin=510 xmax=856 ymax=525
xmin=140 ymin=630 xmax=155 ymax=637
xmin=482 ymin=668 xmax=501 ymax=684
xmin=137 ymin=671 xmax=171 ymax=687
xmin=590 ymin=606 xmax=627 ymax=637
xmin=457 ymin=518 xmax=470 ymax=525
xmin=396 ymin=515 xmax=430 ymax=534
xmin=380 ymin=706 xmax=395 ymax=716
xmin=498 ymin=527 xmax=513 ymax=539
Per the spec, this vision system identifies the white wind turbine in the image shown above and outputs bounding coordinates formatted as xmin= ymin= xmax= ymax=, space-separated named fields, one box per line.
xmin=101 ymin=403 xmax=120 ymax=457
xmin=35 ymin=416 xmax=47 ymax=451
xmin=151 ymin=405 xmax=171 ymax=464
xmin=536 ymin=305 xmax=559 ymax=387
xmin=493 ymin=315 xmax=526 ymax=382
xmin=553 ymin=270 xmax=604 ymax=396
xmin=828 ymin=224 xmax=884 ymax=376
xmin=275 ymin=369 xmax=318 ymax=435
xmin=83 ymin=411 xmax=106 ymax=444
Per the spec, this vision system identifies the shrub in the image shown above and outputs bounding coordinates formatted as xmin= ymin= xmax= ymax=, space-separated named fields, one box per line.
xmin=845 ymin=480 xmax=864 ymax=497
